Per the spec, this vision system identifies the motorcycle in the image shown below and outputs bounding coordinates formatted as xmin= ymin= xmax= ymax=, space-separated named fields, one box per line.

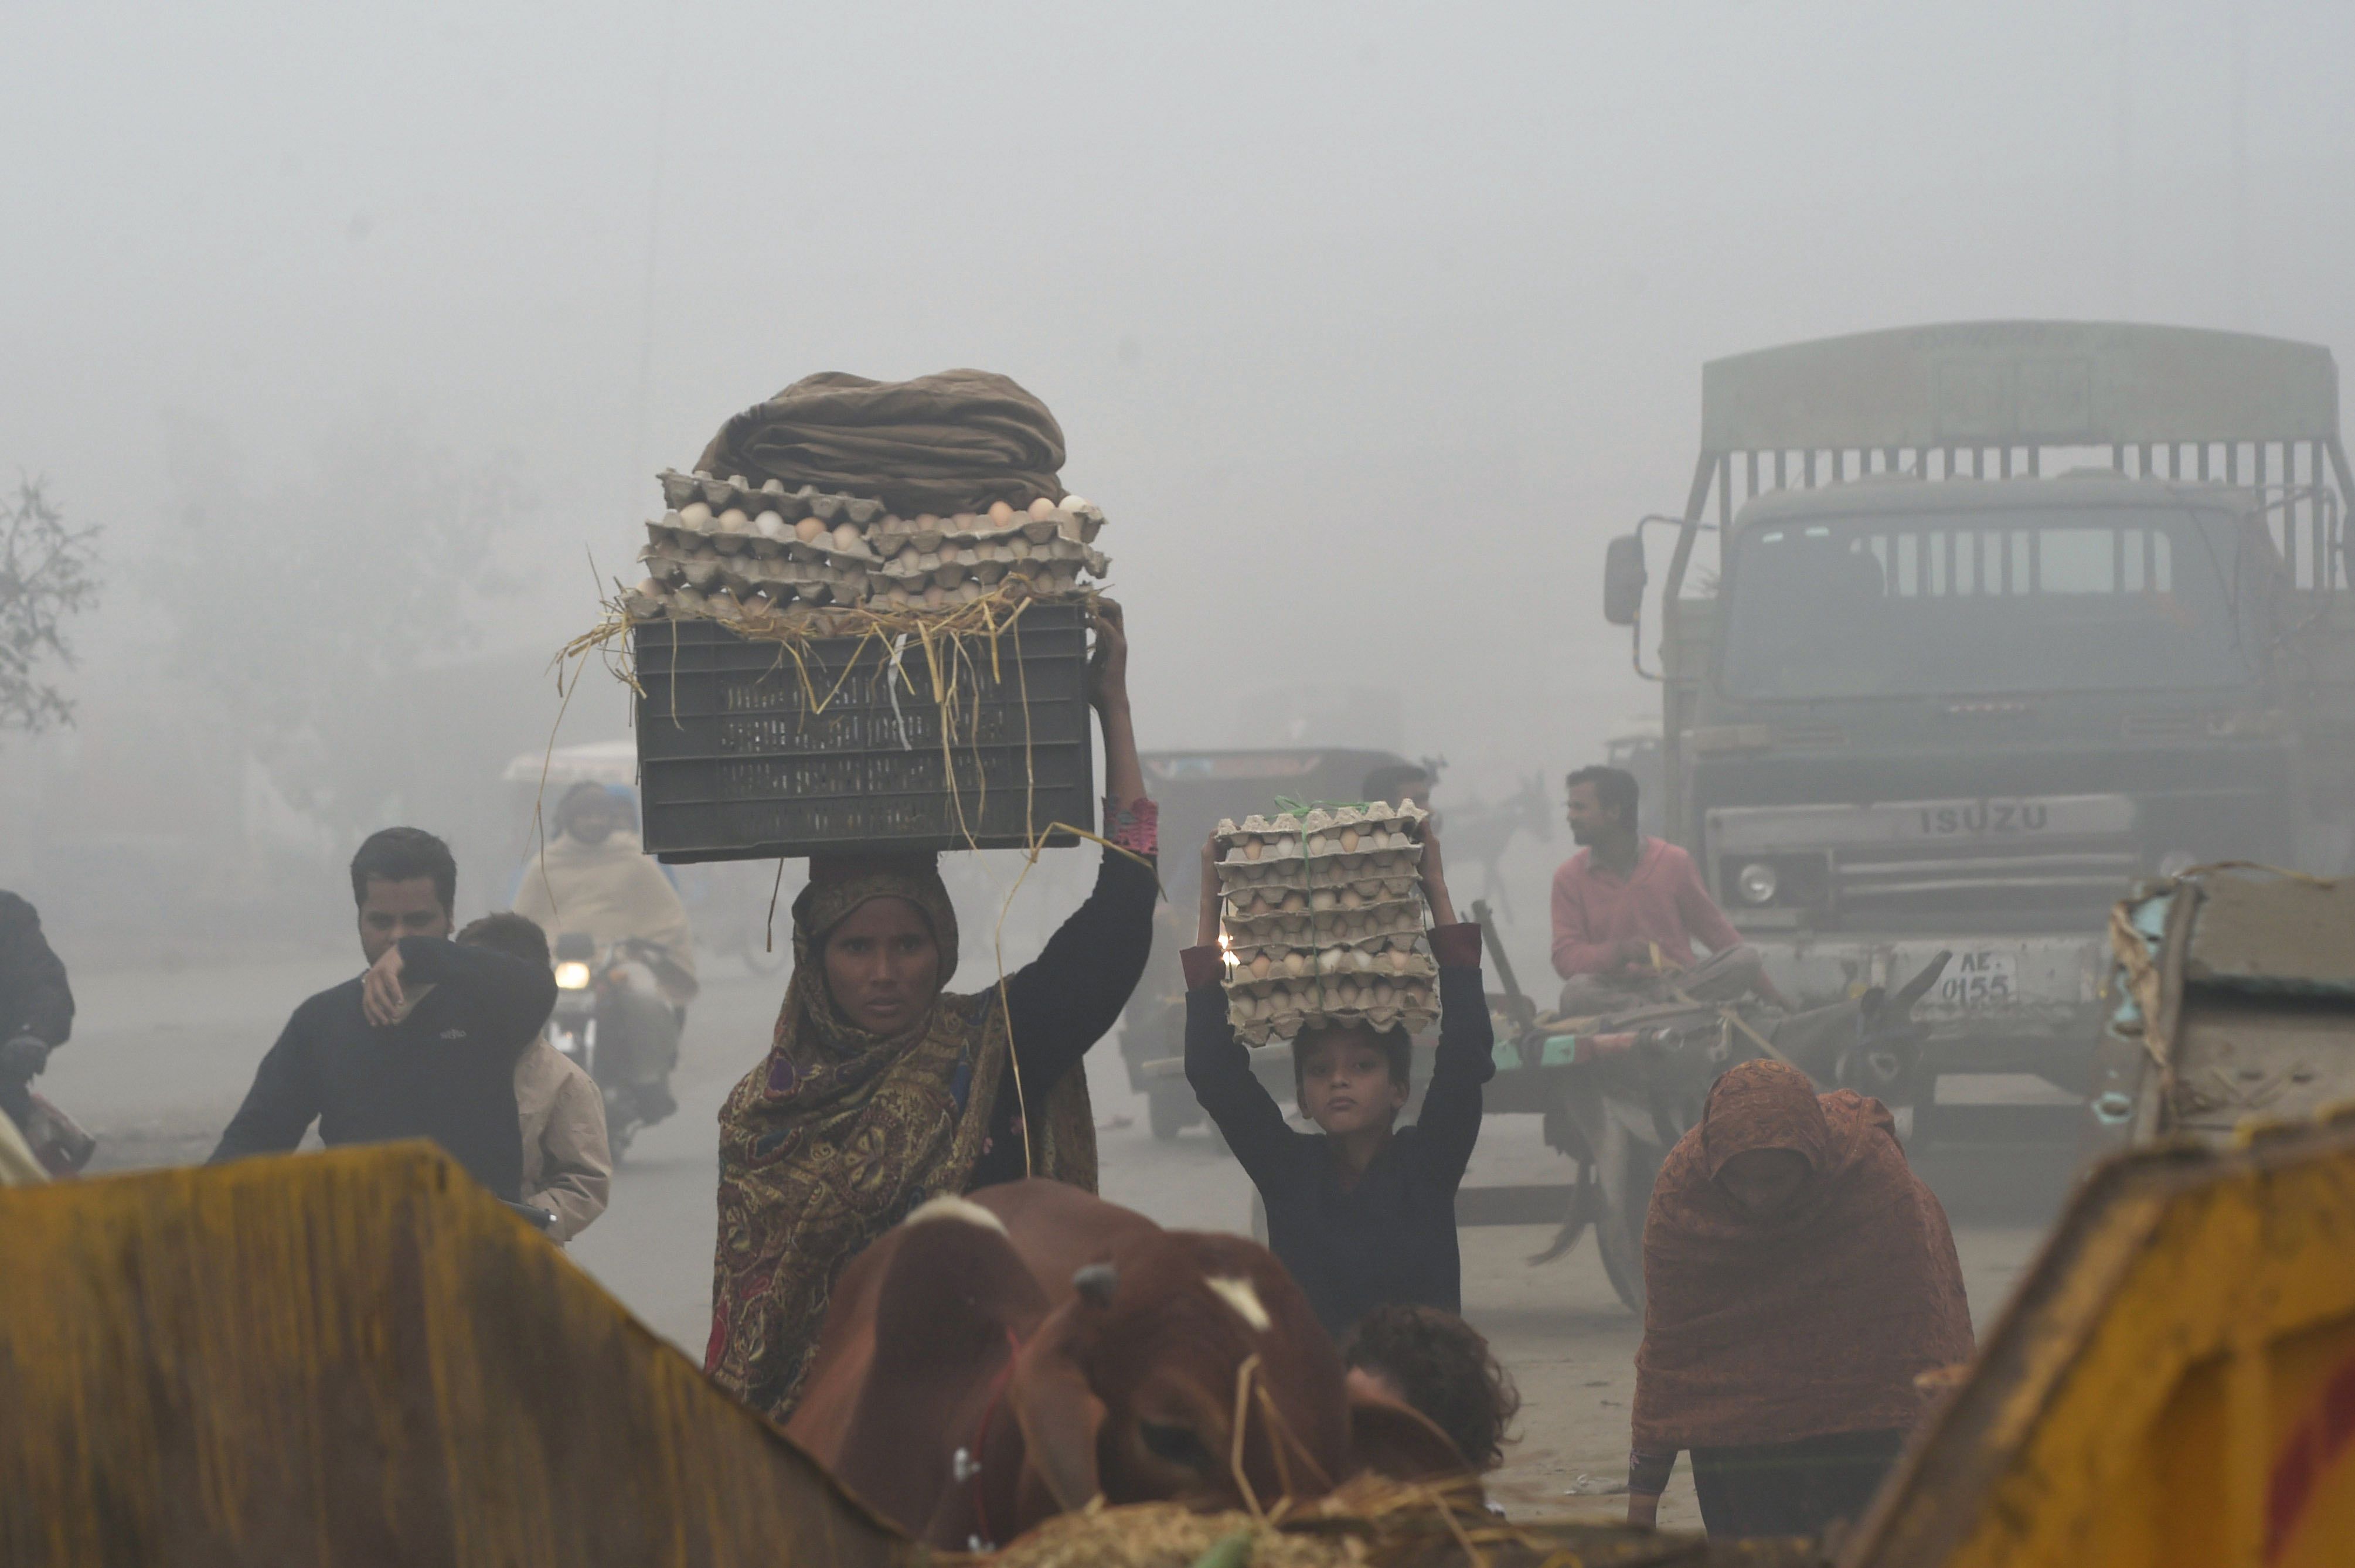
xmin=1479 ymin=907 xmax=1950 ymax=1312
xmin=547 ymin=933 xmax=687 ymax=1161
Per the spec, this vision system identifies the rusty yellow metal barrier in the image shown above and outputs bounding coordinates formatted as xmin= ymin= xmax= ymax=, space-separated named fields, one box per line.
xmin=1846 ymin=1107 xmax=2355 ymax=1568
xmin=0 ymin=1144 xmax=914 ymax=1568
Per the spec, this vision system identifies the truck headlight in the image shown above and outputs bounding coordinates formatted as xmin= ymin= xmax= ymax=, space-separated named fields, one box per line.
xmin=1736 ymin=862 xmax=1780 ymax=906
xmin=554 ymin=960 xmax=593 ymax=990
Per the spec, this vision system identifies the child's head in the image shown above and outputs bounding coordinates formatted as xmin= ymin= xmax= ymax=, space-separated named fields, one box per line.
xmin=457 ymin=911 xmax=552 ymax=970
xmin=1293 ymin=1022 xmax=1411 ymax=1135
xmin=1340 ymin=1305 xmax=1520 ymax=1471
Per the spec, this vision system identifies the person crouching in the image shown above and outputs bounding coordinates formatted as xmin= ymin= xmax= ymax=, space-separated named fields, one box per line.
xmin=1625 ymin=1059 xmax=1975 ymax=1539
xmin=1183 ymin=827 xmax=1492 ymax=1339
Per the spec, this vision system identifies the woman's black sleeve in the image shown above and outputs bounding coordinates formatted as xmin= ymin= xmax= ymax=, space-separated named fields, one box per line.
xmin=999 ymin=851 xmax=1159 ymax=1093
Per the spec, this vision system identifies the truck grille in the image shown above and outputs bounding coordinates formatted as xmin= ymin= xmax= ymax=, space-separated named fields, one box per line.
xmin=1833 ymin=843 xmax=2141 ymax=906
xmin=1709 ymin=794 xmax=2145 ymax=921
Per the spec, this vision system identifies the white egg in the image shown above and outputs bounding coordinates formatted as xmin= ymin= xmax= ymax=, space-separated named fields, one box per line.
xmin=679 ymin=501 xmax=714 ymax=530
xmin=754 ymin=510 xmax=789 ymax=540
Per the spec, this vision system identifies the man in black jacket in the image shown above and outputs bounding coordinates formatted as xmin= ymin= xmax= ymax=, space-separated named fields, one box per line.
xmin=0 ymin=890 xmax=74 ymax=1138
xmin=210 ymin=828 xmax=554 ymax=1199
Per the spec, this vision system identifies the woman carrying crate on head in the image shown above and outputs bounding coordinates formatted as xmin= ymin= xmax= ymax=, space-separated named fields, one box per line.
xmin=703 ymin=607 xmax=1156 ymax=1423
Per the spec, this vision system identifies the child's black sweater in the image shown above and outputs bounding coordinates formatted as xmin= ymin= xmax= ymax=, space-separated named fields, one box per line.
xmin=1183 ymin=925 xmax=1493 ymax=1338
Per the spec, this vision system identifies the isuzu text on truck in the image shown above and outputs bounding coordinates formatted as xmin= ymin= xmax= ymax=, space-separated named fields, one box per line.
xmin=1604 ymin=321 xmax=2355 ymax=1137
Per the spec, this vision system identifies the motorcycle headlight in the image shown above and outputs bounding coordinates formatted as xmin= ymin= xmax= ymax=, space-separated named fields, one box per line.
xmin=554 ymin=960 xmax=593 ymax=990
xmin=1735 ymin=861 xmax=1780 ymax=906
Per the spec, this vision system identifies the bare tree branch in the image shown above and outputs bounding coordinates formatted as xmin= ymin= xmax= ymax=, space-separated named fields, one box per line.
xmin=0 ymin=477 xmax=103 ymax=736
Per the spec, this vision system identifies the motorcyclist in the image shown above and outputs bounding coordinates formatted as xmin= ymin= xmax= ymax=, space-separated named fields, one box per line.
xmin=513 ymin=783 xmax=697 ymax=1127
xmin=0 ymin=890 xmax=74 ymax=1144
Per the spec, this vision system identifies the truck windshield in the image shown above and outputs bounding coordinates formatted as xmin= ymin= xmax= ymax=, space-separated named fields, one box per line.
xmin=1720 ymin=505 xmax=2252 ymax=699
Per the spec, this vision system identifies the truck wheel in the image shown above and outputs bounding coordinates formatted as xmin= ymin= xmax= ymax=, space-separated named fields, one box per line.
xmin=1594 ymin=1115 xmax=1662 ymax=1315
xmin=1148 ymin=1086 xmax=1193 ymax=1142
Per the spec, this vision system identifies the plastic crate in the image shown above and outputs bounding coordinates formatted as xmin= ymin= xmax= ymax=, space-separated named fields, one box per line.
xmin=632 ymin=606 xmax=1095 ymax=862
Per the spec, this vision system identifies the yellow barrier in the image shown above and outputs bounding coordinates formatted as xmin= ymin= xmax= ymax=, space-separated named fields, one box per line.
xmin=1847 ymin=1108 xmax=2355 ymax=1568
xmin=0 ymin=1144 xmax=913 ymax=1568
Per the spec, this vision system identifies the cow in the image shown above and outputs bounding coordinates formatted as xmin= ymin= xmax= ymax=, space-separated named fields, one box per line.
xmin=784 ymin=1179 xmax=1464 ymax=1550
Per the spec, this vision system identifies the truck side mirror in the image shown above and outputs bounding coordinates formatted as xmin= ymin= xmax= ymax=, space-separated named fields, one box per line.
xmin=1603 ymin=534 xmax=1648 ymax=626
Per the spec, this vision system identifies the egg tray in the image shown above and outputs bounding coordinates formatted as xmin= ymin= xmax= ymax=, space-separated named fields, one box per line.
xmin=1215 ymin=853 xmax=1422 ymax=897
xmin=876 ymin=507 xmax=1104 ymax=553
xmin=646 ymin=512 xmax=882 ymax=564
xmin=644 ymin=543 xmax=873 ymax=591
xmin=1225 ymin=875 xmax=1421 ymax=910
xmin=1219 ymin=900 xmax=1428 ymax=950
xmin=1229 ymin=976 xmax=1441 ymax=1046
xmin=874 ymin=566 xmax=1094 ymax=612
xmin=1214 ymin=802 xmax=1430 ymax=868
xmin=878 ymin=535 xmax=1104 ymax=581
xmin=659 ymin=468 xmax=891 ymax=526
xmin=1224 ymin=944 xmax=1437 ymax=988
xmin=658 ymin=467 xmax=1108 ymax=544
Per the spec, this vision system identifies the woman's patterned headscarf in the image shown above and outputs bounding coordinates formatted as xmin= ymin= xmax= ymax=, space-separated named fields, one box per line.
xmin=706 ymin=853 xmax=1094 ymax=1420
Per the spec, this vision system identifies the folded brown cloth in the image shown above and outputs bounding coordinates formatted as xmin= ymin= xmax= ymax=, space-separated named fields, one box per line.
xmin=695 ymin=369 xmax=1066 ymax=517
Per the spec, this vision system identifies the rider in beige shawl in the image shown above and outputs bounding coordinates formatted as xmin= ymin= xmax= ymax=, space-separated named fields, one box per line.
xmin=515 ymin=784 xmax=697 ymax=999
xmin=515 ymin=783 xmax=699 ymax=1128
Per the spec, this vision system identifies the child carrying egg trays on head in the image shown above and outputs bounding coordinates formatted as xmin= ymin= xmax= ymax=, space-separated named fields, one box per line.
xmin=1180 ymin=804 xmax=1495 ymax=1338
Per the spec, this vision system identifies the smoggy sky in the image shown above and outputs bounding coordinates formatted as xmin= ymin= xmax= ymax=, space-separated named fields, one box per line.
xmin=9 ymin=0 xmax=2354 ymax=784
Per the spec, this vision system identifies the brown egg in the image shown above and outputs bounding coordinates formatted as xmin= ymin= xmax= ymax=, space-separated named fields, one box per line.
xmin=988 ymin=500 xmax=1016 ymax=526
xmin=795 ymin=516 xmax=825 ymax=543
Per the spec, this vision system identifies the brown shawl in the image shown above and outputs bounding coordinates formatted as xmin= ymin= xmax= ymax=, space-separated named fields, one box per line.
xmin=694 ymin=369 xmax=1066 ymax=518
xmin=1632 ymin=1060 xmax=1973 ymax=1450
xmin=704 ymin=855 xmax=1095 ymax=1421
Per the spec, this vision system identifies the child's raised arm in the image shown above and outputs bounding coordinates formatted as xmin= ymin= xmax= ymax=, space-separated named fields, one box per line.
xmin=1183 ymin=833 xmax=1305 ymax=1193
xmin=1407 ymin=822 xmax=1494 ymax=1188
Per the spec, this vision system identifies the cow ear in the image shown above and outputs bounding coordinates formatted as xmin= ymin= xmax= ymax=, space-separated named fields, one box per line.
xmin=1348 ymin=1393 xmax=1471 ymax=1483
xmin=1009 ymin=1301 xmax=1107 ymax=1512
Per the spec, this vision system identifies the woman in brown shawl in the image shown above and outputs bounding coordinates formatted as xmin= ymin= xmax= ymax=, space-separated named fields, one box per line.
xmin=1625 ymin=1059 xmax=1974 ymax=1539
xmin=704 ymin=613 xmax=1156 ymax=1421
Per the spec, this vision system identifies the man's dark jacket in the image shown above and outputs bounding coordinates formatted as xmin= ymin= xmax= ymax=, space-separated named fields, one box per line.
xmin=210 ymin=937 xmax=556 ymax=1200
xmin=0 ymin=891 xmax=74 ymax=1127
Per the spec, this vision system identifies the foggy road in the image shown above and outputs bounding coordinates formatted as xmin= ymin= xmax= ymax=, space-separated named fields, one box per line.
xmin=60 ymin=944 xmax=2067 ymax=1529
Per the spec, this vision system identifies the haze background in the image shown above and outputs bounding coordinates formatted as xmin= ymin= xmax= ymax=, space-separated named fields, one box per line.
xmin=6 ymin=0 xmax=2352 ymax=978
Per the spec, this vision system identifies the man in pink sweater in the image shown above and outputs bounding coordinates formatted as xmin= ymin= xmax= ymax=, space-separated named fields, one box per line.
xmin=1550 ymin=766 xmax=1777 ymax=1016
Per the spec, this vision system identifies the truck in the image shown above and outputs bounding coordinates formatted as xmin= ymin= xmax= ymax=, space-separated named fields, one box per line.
xmin=1604 ymin=321 xmax=2355 ymax=1134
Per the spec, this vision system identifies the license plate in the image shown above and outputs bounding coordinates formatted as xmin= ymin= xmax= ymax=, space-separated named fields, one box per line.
xmin=1935 ymin=950 xmax=2018 ymax=1009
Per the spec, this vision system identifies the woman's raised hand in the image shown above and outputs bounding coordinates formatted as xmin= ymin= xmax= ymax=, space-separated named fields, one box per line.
xmin=1087 ymin=601 xmax=1129 ymax=715
xmin=1090 ymin=602 xmax=1145 ymax=809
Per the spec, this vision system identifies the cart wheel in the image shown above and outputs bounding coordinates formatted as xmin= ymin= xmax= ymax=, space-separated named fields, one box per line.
xmin=1148 ymin=1085 xmax=1193 ymax=1142
xmin=1594 ymin=1115 xmax=1662 ymax=1315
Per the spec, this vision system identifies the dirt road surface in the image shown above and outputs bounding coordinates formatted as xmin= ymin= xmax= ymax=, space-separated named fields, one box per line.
xmin=53 ymin=948 xmax=2069 ymax=1530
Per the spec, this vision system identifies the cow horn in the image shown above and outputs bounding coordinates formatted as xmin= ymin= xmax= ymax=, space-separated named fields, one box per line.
xmin=1071 ymin=1264 xmax=1118 ymax=1306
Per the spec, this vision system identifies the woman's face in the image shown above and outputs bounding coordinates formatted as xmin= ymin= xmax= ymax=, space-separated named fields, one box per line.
xmin=1716 ymin=1147 xmax=1812 ymax=1216
xmin=822 ymin=896 xmax=942 ymax=1035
